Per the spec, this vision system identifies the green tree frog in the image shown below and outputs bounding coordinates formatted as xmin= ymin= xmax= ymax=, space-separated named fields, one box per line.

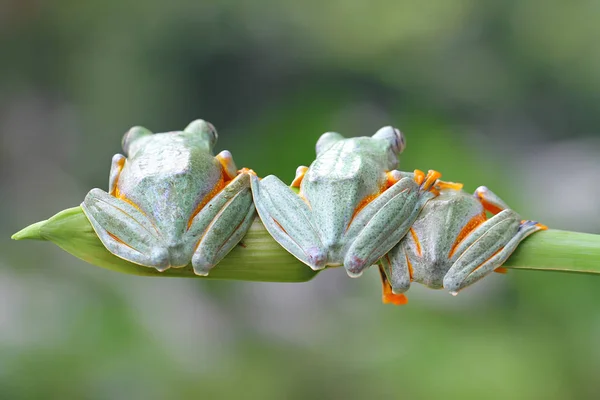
xmin=378 ymin=184 xmax=547 ymax=305
xmin=81 ymin=120 xmax=256 ymax=276
xmin=250 ymin=126 xmax=441 ymax=277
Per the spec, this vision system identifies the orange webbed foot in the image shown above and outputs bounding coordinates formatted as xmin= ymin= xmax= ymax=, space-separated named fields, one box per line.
xmin=526 ymin=221 xmax=548 ymax=231
xmin=414 ymin=169 xmax=442 ymax=195
xmin=413 ymin=169 xmax=426 ymax=186
xmin=435 ymin=180 xmax=464 ymax=192
xmin=383 ymin=292 xmax=409 ymax=305
xmin=379 ymin=264 xmax=409 ymax=306
xmin=238 ymin=167 xmax=256 ymax=175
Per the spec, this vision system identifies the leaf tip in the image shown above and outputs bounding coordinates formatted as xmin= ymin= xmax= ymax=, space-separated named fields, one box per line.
xmin=11 ymin=220 xmax=47 ymax=241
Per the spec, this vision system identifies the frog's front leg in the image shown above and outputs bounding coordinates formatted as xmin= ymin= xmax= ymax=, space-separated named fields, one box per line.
xmin=82 ymin=189 xmax=170 ymax=270
xmin=108 ymin=154 xmax=126 ymax=195
xmin=187 ymin=172 xmax=256 ymax=276
xmin=250 ymin=174 xmax=327 ymax=270
xmin=443 ymin=187 xmax=547 ymax=294
xmin=215 ymin=150 xmax=238 ymax=180
xmin=343 ymin=170 xmax=440 ymax=277
xmin=291 ymin=166 xmax=309 ymax=188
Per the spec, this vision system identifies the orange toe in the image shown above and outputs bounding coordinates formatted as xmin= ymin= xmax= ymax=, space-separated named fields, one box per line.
xmin=383 ymin=293 xmax=409 ymax=305
xmin=436 ymin=180 xmax=464 ymax=191
xmin=413 ymin=169 xmax=425 ymax=186
xmin=423 ymin=169 xmax=442 ymax=191
xmin=238 ymin=167 xmax=256 ymax=175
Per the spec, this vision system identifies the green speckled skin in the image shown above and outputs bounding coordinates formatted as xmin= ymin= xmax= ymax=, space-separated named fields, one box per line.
xmin=380 ymin=186 xmax=545 ymax=295
xmin=81 ymin=120 xmax=256 ymax=276
xmin=251 ymin=127 xmax=436 ymax=277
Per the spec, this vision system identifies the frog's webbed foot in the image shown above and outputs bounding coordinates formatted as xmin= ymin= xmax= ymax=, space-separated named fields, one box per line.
xmin=250 ymin=174 xmax=327 ymax=270
xmin=413 ymin=169 xmax=442 ymax=194
xmin=187 ymin=171 xmax=256 ymax=276
xmin=82 ymin=189 xmax=170 ymax=271
xmin=443 ymin=187 xmax=547 ymax=294
xmin=378 ymin=263 xmax=409 ymax=305
xmin=343 ymin=172 xmax=438 ymax=278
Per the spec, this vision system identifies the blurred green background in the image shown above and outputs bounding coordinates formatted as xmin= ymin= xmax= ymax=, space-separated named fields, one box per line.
xmin=2 ymin=1 xmax=600 ymax=399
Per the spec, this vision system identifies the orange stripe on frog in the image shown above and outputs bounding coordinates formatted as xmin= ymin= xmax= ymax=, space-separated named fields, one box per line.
xmin=409 ymin=227 xmax=422 ymax=257
xmin=405 ymin=251 xmax=414 ymax=281
xmin=114 ymin=187 xmax=146 ymax=215
xmin=448 ymin=212 xmax=487 ymax=259
xmin=471 ymin=246 xmax=504 ymax=273
xmin=347 ymin=171 xmax=409 ymax=230
xmin=107 ymin=232 xmax=137 ymax=251
xmin=346 ymin=191 xmax=384 ymax=230
xmin=187 ymin=172 xmax=227 ymax=230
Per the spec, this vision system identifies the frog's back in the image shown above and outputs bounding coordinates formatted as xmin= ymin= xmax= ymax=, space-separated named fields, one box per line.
xmin=410 ymin=190 xmax=484 ymax=287
xmin=117 ymin=134 xmax=223 ymax=241
xmin=307 ymin=138 xmax=388 ymax=182
xmin=302 ymin=138 xmax=389 ymax=250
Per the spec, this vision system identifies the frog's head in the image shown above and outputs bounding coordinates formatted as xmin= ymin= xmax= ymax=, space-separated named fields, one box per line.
xmin=316 ymin=132 xmax=345 ymax=156
xmin=315 ymin=127 xmax=405 ymax=169
xmin=122 ymin=120 xmax=218 ymax=156
xmin=372 ymin=126 xmax=406 ymax=169
xmin=122 ymin=126 xmax=153 ymax=156
xmin=182 ymin=119 xmax=219 ymax=152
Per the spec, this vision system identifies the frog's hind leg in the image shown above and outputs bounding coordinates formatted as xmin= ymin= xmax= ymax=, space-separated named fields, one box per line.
xmin=378 ymin=263 xmax=409 ymax=305
xmin=187 ymin=172 xmax=256 ymax=276
xmin=443 ymin=187 xmax=546 ymax=294
xmin=250 ymin=174 xmax=327 ymax=271
xmin=378 ymin=240 xmax=412 ymax=304
xmin=343 ymin=170 xmax=438 ymax=277
xmin=82 ymin=189 xmax=170 ymax=271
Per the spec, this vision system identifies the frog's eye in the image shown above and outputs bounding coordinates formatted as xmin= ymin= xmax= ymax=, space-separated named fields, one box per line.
xmin=122 ymin=126 xmax=152 ymax=156
xmin=184 ymin=119 xmax=218 ymax=148
xmin=316 ymin=132 xmax=344 ymax=155
xmin=206 ymin=122 xmax=218 ymax=145
xmin=373 ymin=126 xmax=405 ymax=155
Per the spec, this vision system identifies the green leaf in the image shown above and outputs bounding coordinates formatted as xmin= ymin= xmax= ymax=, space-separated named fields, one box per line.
xmin=12 ymin=207 xmax=319 ymax=283
xmin=12 ymin=207 xmax=600 ymax=280
xmin=504 ymin=229 xmax=600 ymax=275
